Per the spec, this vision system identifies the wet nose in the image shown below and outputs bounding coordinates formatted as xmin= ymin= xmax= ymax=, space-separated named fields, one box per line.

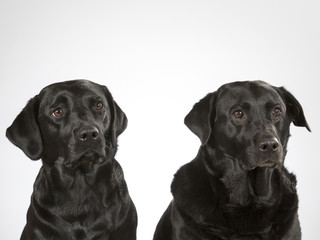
xmin=78 ymin=126 xmax=100 ymax=141
xmin=258 ymin=137 xmax=279 ymax=153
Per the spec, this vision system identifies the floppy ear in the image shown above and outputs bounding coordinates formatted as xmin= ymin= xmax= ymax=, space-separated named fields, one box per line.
xmin=6 ymin=96 xmax=43 ymax=160
xmin=112 ymin=100 xmax=128 ymax=137
xmin=102 ymin=86 xmax=128 ymax=138
xmin=277 ymin=87 xmax=311 ymax=132
xmin=184 ymin=92 xmax=217 ymax=146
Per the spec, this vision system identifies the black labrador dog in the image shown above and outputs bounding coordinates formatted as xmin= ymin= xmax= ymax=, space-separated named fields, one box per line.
xmin=6 ymin=80 xmax=137 ymax=240
xmin=154 ymin=81 xmax=310 ymax=240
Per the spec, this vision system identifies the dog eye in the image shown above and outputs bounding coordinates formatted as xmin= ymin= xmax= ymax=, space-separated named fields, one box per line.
xmin=52 ymin=108 xmax=64 ymax=117
xmin=95 ymin=101 xmax=103 ymax=110
xmin=233 ymin=110 xmax=244 ymax=118
xmin=273 ymin=107 xmax=281 ymax=116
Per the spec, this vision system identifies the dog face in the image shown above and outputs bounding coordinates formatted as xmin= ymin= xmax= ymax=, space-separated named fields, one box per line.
xmin=6 ymin=80 xmax=127 ymax=172
xmin=185 ymin=81 xmax=310 ymax=171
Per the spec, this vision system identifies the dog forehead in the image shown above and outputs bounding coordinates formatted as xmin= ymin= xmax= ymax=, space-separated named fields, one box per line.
xmin=216 ymin=81 xmax=283 ymax=108
xmin=39 ymin=80 xmax=105 ymax=103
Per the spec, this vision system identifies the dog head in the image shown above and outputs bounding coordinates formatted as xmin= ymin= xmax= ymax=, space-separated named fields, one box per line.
xmin=185 ymin=81 xmax=310 ymax=171
xmin=6 ymin=80 xmax=127 ymax=171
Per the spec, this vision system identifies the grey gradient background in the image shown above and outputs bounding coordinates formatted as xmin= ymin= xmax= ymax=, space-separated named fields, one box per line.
xmin=0 ymin=0 xmax=319 ymax=239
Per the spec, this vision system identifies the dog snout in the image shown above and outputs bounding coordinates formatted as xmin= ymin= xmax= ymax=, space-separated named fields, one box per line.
xmin=78 ymin=126 xmax=100 ymax=142
xmin=258 ymin=137 xmax=279 ymax=153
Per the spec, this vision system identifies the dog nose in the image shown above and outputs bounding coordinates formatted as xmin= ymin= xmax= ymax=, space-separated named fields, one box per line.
xmin=258 ymin=138 xmax=279 ymax=153
xmin=78 ymin=126 xmax=100 ymax=141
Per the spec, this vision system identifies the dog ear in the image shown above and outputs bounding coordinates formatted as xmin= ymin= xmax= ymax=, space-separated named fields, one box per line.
xmin=102 ymin=86 xmax=128 ymax=138
xmin=6 ymin=96 xmax=43 ymax=160
xmin=277 ymin=87 xmax=311 ymax=132
xmin=184 ymin=92 xmax=217 ymax=145
xmin=112 ymin=100 xmax=128 ymax=137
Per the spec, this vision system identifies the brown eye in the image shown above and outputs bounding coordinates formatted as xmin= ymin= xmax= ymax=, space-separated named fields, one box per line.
xmin=95 ymin=101 xmax=103 ymax=110
xmin=52 ymin=108 xmax=63 ymax=117
xmin=233 ymin=110 xmax=244 ymax=118
xmin=273 ymin=107 xmax=281 ymax=116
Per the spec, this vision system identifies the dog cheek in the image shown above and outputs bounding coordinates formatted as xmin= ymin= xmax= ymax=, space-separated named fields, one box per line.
xmin=41 ymin=126 xmax=71 ymax=161
xmin=225 ymin=124 xmax=246 ymax=149
xmin=243 ymin=147 xmax=257 ymax=166
xmin=276 ymin=119 xmax=291 ymax=147
xmin=213 ymin=130 xmax=241 ymax=157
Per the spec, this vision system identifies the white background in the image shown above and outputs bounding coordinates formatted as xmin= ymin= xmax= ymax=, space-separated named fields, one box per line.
xmin=0 ymin=0 xmax=319 ymax=239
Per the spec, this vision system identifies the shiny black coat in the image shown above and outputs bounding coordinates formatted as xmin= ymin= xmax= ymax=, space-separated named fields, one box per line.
xmin=154 ymin=81 xmax=310 ymax=240
xmin=6 ymin=80 xmax=137 ymax=240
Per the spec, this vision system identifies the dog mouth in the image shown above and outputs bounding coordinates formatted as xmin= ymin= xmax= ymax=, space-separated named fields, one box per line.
xmin=64 ymin=151 xmax=105 ymax=170
xmin=241 ymin=161 xmax=280 ymax=171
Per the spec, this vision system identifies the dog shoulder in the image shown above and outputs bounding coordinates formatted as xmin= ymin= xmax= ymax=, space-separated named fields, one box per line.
xmin=171 ymin=159 xmax=216 ymax=213
xmin=111 ymin=159 xmax=132 ymax=200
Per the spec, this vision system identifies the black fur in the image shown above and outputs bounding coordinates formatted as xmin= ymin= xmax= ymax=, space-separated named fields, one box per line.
xmin=6 ymin=80 xmax=137 ymax=240
xmin=154 ymin=81 xmax=310 ymax=240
